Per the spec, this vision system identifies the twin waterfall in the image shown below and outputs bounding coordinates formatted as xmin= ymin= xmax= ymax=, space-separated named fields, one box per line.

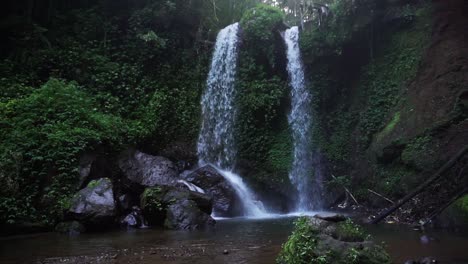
xmin=197 ymin=23 xmax=322 ymax=216
xmin=197 ymin=23 xmax=267 ymax=217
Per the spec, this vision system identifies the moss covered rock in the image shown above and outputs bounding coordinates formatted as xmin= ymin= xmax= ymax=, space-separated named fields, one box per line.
xmin=277 ymin=217 xmax=390 ymax=264
xmin=240 ymin=4 xmax=284 ymax=43
xmin=140 ymin=186 xmax=215 ymax=230
xmin=68 ymin=178 xmax=117 ymax=229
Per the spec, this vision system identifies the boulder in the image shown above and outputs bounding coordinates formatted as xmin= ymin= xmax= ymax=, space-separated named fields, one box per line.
xmin=141 ymin=186 xmax=215 ymax=230
xmin=165 ymin=199 xmax=216 ymax=230
xmin=158 ymin=141 xmax=197 ymax=172
xmin=314 ymin=212 xmax=347 ymax=222
xmin=182 ymin=165 xmax=243 ymax=216
xmin=68 ymin=178 xmax=116 ymax=228
xmin=120 ymin=206 xmax=145 ymax=228
xmin=277 ymin=217 xmax=391 ymax=264
xmin=118 ymin=194 xmax=132 ymax=211
xmin=119 ymin=149 xmax=178 ymax=188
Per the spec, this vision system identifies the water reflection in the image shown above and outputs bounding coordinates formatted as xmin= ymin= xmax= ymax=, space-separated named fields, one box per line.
xmin=1 ymin=217 xmax=468 ymax=264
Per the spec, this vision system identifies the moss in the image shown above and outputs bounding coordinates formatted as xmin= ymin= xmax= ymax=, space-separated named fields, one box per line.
xmin=358 ymin=3 xmax=432 ymax=147
xmin=401 ymin=135 xmax=437 ymax=171
xmin=86 ymin=180 xmax=100 ymax=188
xmin=454 ymin=195 xmax=468 ymax=218
xmin=371 ymin=164 xmax=415 ymax=198
xmin=376 ymin=112 xmax=400 ymax=142
xmin=141 ymin=187 xmax=165 ymax=213
xmin=240 ymin=4 xmax=284 ymax=43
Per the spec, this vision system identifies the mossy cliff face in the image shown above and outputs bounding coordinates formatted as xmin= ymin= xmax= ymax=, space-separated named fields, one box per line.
xmin=304 ymin=0 xmax=468 ymax=207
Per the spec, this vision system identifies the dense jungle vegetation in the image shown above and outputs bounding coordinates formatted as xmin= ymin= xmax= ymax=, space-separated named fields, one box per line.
xmin=1 ymin=0 xmax=467 ymax=238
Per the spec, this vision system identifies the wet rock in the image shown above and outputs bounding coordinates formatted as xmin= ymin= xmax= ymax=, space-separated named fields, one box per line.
xmin=118 ymin=194 xmax=134 ymax=212
xmin=68 ymin=178 xmax=116 ymax=227
xmin=55 ymin=221 xmax=86 ymax=235
xmin=141 ymin=186 xmax=215 ymax=230
xmin=182 ymin=165 xmax=243 ymax=217
xmin=120 ymin=206 xmax=145 ymax=228
xmin=420 ymin=257 xmax=437 ymax=264
xmin=119 ymin=149 xmax=178 ymax=188
xmin=78 ymin=153 xmax=96 ymax=188
xmin=158 ymin=141 xmax=197 ymax=171
xmin=223 ymin=249 xmax=229 ymax=255
xmin=314 ymin=212 xmax=347 ymax=222
xmin=459 ymin=90 xmax=468 ymax=109
xmin=165 ymin=199 xmax=216 ymax=230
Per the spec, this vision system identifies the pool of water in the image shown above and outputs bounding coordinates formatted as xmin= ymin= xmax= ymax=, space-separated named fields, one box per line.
xmin=1 ymin=215 xmax=468 ymax=264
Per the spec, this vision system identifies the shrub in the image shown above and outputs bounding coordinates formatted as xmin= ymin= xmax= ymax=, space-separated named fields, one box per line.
xmin=0 ymin=78 xmax=128 ymax=225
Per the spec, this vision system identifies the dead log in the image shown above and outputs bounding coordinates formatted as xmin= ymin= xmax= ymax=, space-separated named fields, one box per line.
xmin=367 ymin=189 xmax=395 ymax=204
xmin=370 ymin=145 xmax=468 ymax=224
xmin=332 ymin=175 xmax=360 ymax=206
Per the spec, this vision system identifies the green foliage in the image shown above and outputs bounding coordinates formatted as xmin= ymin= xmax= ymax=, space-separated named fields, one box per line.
xmin=300 ymin=0 xmax=375 ymax=62
xmin=0 ymin=79 xmax=128 ymax=225
xmin=241 ymin=4 xmax=284 ymax=42
xmin=376 ymin=112 xmax=401 ymax=142
xmin=240 ymin=4 xmax=284 ymax=66
xmin=358 ymin=5 xmax=431 ymax=146
xmin=278 ymin=217 xmax=390 ymax=264
xmin=401 ymin=135 xmax=437 ymax=171
xmin=277 ymin=217 xmax=328 ymax=264
xmin=372 ymin=164 xmax=415 ymax=198
xmin=142 ymin=187 xmax=165 ymax=213
xmin=235 ymin=49 xmax=291 ymax=190
xmin=334 ymin=219 xmax=367 ymax=242
xmin=343 ymin=246 xmax=391 ymax=264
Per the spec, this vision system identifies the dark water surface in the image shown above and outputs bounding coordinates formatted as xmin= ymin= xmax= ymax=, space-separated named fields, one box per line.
xmin=1 ymin=216 xmax=468 ymax=264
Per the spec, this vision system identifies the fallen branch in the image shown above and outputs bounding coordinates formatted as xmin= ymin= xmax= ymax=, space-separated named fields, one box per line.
xmin=367 ymin=189 xmax=394 ymax=204
xmin=332 ymin=175 xmax=360 ymax=206
xmin=371 ymin=146 xmax=468 ymax=224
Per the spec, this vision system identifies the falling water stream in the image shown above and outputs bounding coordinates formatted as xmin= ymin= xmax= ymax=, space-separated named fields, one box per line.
xmin=197 ymin=23 xmax=267 ymax=217
xmin=283 ymin=26 xmax=323 ymax=211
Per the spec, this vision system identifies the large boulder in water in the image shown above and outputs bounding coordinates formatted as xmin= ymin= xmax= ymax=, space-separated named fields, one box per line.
xmin=68 ymin=178 xmax=116 ymax=228
xmin=182 ymin=165 xmax=243 ymax=217
xmin=118 ymin=149 xmax=178 ymax=189
xmin=141 ymin=186 xmax=215 ymax=230
xmin=277 ymin=217 xmax=391 ymax=264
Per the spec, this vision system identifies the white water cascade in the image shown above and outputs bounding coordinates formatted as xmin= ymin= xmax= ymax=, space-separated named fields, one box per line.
xmin=283 ymin=26 xmax=323 ymax=211
xmin=197 ymin=23 xmax=268 ymax=217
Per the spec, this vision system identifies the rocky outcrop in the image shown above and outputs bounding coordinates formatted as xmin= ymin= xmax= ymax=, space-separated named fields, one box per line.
xmin=68 ymin=178 xmax=117 ymax=228
xmin=182 ymin=165 xmax=243 ymax=217
xmin=119 ymin=149 xmax=178 ymax=188
xmin=277 ymin=217 xmax=391 ymax=264
xmin=141 ymin=186 xmax=215 ymax=230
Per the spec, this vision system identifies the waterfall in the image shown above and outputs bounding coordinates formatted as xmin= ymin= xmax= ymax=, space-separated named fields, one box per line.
xmin=197 ymin=23 xmax=267 ymax=217
xmin=283 ymin=26 xmax=323 ymax=211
